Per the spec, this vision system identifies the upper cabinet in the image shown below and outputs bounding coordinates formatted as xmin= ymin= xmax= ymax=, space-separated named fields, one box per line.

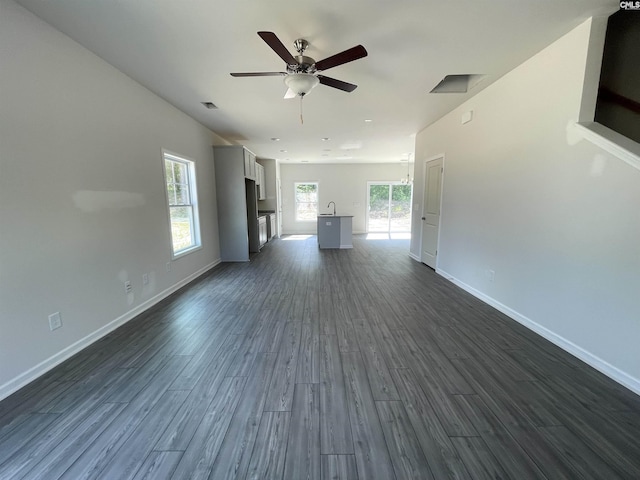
xmin=256 ymin=163 xmax=266 ymax=200
xmin=243 ymin=148 xmax=256 ymax=180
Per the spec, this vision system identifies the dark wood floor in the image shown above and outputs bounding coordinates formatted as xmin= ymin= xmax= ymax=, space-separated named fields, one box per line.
xmin=1 ymin=235 xmax=640 ymax=479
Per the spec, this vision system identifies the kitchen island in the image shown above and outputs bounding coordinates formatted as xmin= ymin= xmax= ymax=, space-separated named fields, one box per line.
xmin=317 ymin=215 xmax=353 ymax=249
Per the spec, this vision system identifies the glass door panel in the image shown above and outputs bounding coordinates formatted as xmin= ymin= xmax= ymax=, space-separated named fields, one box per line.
xmin=390 ymin=184 xmax=412 ymax=232
xmin=368 ymin=183 xmax=412 ymax=233
xmin=368 ymin=184 xmax=390 ymax=232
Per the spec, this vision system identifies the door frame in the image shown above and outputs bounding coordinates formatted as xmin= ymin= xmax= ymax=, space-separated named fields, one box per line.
xmin=420 ymin=154 xmax=445 ymax=268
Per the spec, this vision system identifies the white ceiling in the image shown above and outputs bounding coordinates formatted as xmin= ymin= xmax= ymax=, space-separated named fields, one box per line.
xmin=16 ymin=0 xmax=616 ymax=164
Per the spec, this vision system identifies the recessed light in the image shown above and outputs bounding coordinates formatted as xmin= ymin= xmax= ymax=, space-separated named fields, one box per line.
xmin=321 ymin=137 xmax=330 ymax=141
xmin=271 ymin=137 xmax=280 ymax=141
xmin=280 ymin=149 xmax=287 ymax=153
xmin=364 ymin=119 xmax=372 ymax=123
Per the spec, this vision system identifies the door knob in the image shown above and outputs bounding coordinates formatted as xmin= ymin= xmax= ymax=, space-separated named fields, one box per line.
xmin=421 ymin=217 xmax=426 ymax=220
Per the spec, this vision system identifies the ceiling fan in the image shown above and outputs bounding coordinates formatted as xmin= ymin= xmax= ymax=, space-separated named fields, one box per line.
xmin=230 ymin=31 xmax=368 ymax=99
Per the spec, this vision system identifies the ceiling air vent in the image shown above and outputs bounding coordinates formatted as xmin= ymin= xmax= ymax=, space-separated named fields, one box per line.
xmin=430 ymin=74 xmax=486 ymax=93
xmin=201 ymin=102 xmax=218 ymax=109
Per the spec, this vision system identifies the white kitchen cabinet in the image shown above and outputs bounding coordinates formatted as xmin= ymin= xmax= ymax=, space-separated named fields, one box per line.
xmin=256 ymin=163 xmax=266 ymax=200
xmin=243 ymin=148 xmax=256 ymax=180
xmin=269 ymin=214 xmax=276 ymax=240
xmin=258 ymin=215 xmax=268 ymax=247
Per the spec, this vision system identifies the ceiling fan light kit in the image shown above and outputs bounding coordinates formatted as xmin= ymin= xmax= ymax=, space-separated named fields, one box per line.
xmin=283 ymin=73 xmax=319 ymax=97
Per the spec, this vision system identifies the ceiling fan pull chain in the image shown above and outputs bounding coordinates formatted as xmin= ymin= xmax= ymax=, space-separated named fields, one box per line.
xmin=300 ymin=95 xmax=304 ymax=124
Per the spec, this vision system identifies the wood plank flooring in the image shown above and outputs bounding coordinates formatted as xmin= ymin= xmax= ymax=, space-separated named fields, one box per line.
xmin=1 ymin=234 xmax=640 ymax=479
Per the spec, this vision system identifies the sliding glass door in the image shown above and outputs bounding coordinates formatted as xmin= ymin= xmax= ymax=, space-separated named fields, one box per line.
xmin=367 ymin=182 xmax=412 ymax=233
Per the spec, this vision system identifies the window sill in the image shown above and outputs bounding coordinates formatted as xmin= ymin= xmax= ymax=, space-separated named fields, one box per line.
xmin=575 ymin=122 xmax=640 ymax=171
xmin=172 ymin=244 xmax=202 ymax=260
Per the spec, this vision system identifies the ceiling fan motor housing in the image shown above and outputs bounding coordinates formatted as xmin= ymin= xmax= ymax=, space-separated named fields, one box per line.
xmin=289 ymin=55 xmax=316 ymax=74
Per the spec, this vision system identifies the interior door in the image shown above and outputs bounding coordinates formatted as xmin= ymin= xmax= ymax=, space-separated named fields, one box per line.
xmin=421 ymin=157 xmax=443 ymax=269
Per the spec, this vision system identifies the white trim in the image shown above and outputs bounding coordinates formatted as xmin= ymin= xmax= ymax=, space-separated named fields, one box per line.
xmin=575 ymin=122 xmax=640 ymax=171
xmin=436 ymin=267 xmax=640 ymax=396
xmin=0 ymin=258 xmax=221 ymax=401
xmin=408 ymin=252 xmax=421 ymax=262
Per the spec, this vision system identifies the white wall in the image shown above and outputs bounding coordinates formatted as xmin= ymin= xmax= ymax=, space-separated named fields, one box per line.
xmin=280 ymin=163 xmax=411 ymax=234
xmin=0 ymin=0 xmax=226 ymax=398
xmin=411 ymin=18 xmax=640 ymax=393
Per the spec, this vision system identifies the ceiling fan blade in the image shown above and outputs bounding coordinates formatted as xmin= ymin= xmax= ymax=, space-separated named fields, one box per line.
xmin=230 ymin=72 xmax=286 ymax=77
xmin=317 ymin=75 xmax=358 ymax=92
xmin=315 ymin=45 xmax=368 ymax=71
xmin=284 ymin=88 xmax=297 ymax=99
xmin=257 ymin=31 xmax=298 ymax=65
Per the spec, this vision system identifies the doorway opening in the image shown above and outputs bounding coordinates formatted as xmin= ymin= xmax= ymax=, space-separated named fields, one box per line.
xmin=367 ymin=182 xmax=412 ymax=235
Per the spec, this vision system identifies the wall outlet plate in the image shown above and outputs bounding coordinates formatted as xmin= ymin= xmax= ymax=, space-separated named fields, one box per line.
xmin=124 ymin=280 xmax=132 ymax=294
xmin=48 ymin=312 xmax=62 ymax=331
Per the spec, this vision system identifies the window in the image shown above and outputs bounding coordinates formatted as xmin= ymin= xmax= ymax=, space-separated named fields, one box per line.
xmin=594 ymin=10 xmax=640 ymax=144
xmin=295 ymin=182 xmax=318 ymax=221
xmin=163 ymin=150 xmax=201 ymax=257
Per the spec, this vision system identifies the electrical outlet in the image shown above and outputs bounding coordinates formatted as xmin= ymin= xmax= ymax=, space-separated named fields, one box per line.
xmin=48 ymin=312 xmax=62 ymax=331
xmin=124 ymin=280 xmax=132 ymax=294
xmin=142 ymin=273 xmax=149 ymax=285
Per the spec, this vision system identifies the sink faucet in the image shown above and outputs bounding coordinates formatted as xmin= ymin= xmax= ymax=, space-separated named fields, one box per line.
xmin=327 ymin=201 xmax=336 ymax=215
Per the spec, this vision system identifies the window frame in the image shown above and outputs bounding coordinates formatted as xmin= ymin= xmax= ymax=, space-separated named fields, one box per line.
xmin=162 ymin=149 xmax=202 ymax=258
xmin=294 ymin=182 xmax=319 ymax=222
xmin=575 ymin=15 xmax=640 ymax=170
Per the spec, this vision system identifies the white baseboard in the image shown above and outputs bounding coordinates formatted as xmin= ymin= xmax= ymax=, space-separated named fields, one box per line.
xmin=437 ymin=268 xmax=640 ymax=397
xmin=0 ymin=259 xmax=221 ymax=402
xmin=408 ymin=252 xmax=421 ymax=262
